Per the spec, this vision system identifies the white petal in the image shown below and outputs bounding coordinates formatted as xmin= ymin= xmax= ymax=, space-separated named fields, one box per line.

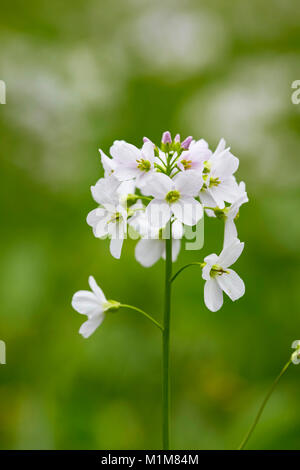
xmin=202 ymin=254 xmax=218 ymax=280
xmin=204 ymin=279 xmax=223 ymax=312
xmin=213 ymin=152 xmax=239 ymax=179
xmin=171 ymin=219 xmax=184 ymax=239
xmin=143 ymin=173 xmax=174 ymax=198
xmin=86 ymin=208 xmax=106 ymax=227
xmin=292 ymin=340 xmax=300 ymax=349
xmin=174 ymin=171 xmax=203 ymax=196
xmin=224 ymin=219 xmax=237 ymax=248
xmin=135 ymin=239 xmax=163 ymax=267
xmin=141 ymin=141 xmax=155 ymax=162
xmin=214 ymin=138 xmax=226 ymax=155
xmin=207 ymin=186 xmax=225 ymax=209
xmin=79 ymin=315 xmax=104 ymax=338
xmin=216 ymin=269 xmax=245 ymax=301
xmin=199 ymin=190 xmax=217 ymax=207
xmin=218 ymin=238 xmax=244 ymax=268
xmin=145 ymin=199 xmax=172 ymax=228
xmin=99 ymin=149 xmax=115 ymax=177
xmin=172 ymin=197 xmax=203 ymax=226
xmin=72 ymin=290 xmax=102 ymax=315
xmin=95 ymin=216 xmax=110 ymax=238
xmin=88 ymin=276 xmax=106 ymax=303
xmin=109 ymin=237 xmax=124 ymax=259
xmin=118 ymin=180 xmax=136 ymax=197
xmin=215 ymin=177 xmax=240 ymax=204
xmin=110 ymin=140 xmax=140 ymax=163
xmin=91 ymin=176 xmax=120 ymax=205
xmin=114 ymin=165 xmax=139 ymax=181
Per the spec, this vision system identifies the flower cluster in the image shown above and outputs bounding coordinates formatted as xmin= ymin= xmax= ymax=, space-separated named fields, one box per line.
xmin=73 ymin=131 xmax=248 ymax=336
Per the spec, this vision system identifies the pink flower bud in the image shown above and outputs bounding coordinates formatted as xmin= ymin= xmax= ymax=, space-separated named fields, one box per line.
xmin=161 ymin=131 xmax=172 ymax=144
xmin=181 ymin=136 xmax=193 ymax=149
xmin=174 ymin=134 xmax=181 ymax=143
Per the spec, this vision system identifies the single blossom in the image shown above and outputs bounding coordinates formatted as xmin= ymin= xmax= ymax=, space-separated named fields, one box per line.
xmin=177 ymin=139 xmax=211 ymax=172
xmin=199 ymin=138 xmax=239 ymax=209
xmin=202 ymin=238 xmax=245 ymax=312
xmin=87 ymin=176 xmax=128 ymax=259
xmin=132 ymin=216 xmax=183 ymax=267
xmin=72 ymin=276 xmax=119 ymax=338
xmin=223 ymin=182 xmax=248 ymax=247
xmin=291 ymin=340 xmax=300 ymax=365
xmin=205 ymin=182 xmax=248 ymax=247
xmin=110 ymin=140 xmax=155 ymax=186
xmin=143 ymin=172 xmax=203 ymax=228
xmin=99 ymin=149 xmax=136 ymax=197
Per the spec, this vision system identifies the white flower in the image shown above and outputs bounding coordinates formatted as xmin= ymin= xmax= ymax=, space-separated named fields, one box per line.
xmin=200 ymin=138 xmax=239 ymax=209
xmin=87 ymin=176 xmax=128 ymax=259
xmin=224 ymin=182 xmax=248 ymax=247
xmin=291 ymin=340 xmax=300 ymax=365
xmin=99 ymin=148 xmax=116 ymax=177
xmin=72 ymin=276 xmax=119 ymax=338
xmin=177 ymin=139 xmax=211 ymax=172
xmin=99 ymin=149 xmax=136 ymax=197
xmin=143 ymin=172 xmax=203 ymax=228
xmin=133 ymin=217 xmax=183 ymax=267
xmin=110 ymin=140 xmax=155 ymax=187
xmin=202 ymin=238 xmax=245 ymax=312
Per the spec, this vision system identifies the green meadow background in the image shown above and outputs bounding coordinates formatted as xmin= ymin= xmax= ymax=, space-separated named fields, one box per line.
xmin=0 ymin=0 xmax=300 ymax=450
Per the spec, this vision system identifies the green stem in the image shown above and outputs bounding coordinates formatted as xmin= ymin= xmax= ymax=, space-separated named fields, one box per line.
xmin=238 ymin=359 xmax=292 ymax=450
xmin=162 ymin=232 xmax=172 ymax=449
xmin=120 ymin=304 xmax=163 ymax=331
xmin=171 ymin=262 xmax=205 ymax=283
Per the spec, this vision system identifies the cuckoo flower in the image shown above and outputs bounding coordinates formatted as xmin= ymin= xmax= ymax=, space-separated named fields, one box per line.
xmin=72 ymin=276 xmax=119 ymax=338
xmin=143 ymin=172 xmax=203 ymax=228
xmin=202 ymin=238 xmax=245 ymax=312
xmin=200 ymin=138 xmax=239 ymax=209
xmin=87 ymin=176 xmax=128 ymax=259
xmin=177 ymin=139 xmax=211 ymax=172
xmin=110 ymin=140 xmax=155 ymax=187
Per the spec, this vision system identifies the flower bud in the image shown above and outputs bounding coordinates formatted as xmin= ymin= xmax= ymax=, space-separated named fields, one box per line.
xmin=161 ymin=131 xmax=172 ymax=144
xmin=181 ymin=136 xmax=193 ymax=149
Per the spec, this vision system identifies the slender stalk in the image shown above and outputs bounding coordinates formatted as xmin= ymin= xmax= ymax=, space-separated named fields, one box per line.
xmin=238 ymin=359 xmax=292 ymax=450
xmin=162 ymin=233 xmax=172 ymax=450
xmin=171 ymin=262 xmax=205 ymax=283
xmin=120 ymin=304 xmax=163 ymax=331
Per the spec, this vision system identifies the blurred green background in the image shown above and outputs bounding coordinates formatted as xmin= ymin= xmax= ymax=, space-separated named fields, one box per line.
xmin=0 ymin=0 xmax=300 ymax=450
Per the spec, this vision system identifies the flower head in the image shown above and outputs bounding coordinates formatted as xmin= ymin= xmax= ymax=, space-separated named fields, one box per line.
xmin=202 ymin=238 xmax=245 ymax=312
xmin=72 ymin=276 xmax=120 ymax=338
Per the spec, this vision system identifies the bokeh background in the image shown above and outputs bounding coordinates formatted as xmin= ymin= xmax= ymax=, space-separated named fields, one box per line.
xmin=0 ymin=0 xmax=300 ymax=450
